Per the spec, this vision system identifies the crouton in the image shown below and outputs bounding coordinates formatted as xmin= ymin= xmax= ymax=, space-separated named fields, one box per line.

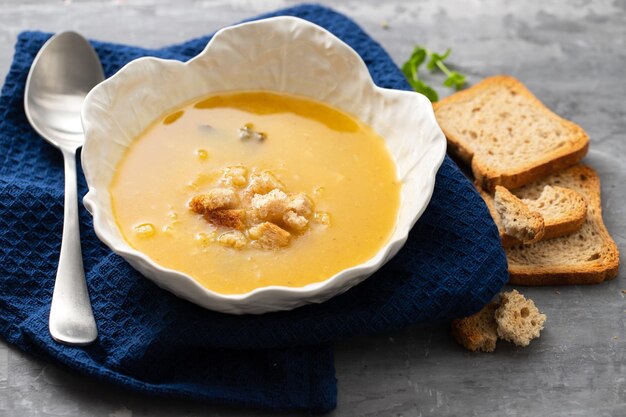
xmin=283 ymin=210 xmax=309 ymax=231
xmin=495 ymin=290 xmax=546 ymax=347
xmin=251 ymin=189 xmax=289 ymax=220
xmin=217 ymin=230 xmax=247 ymax=249
xmin=287 ymin=193 xmax=313 ymax=217
xmin=282 ymin=193 xmax=313 ymax=230
xmin=189 ymin=188 xmax=238 ymax=214
xmin=219 ymin=165 xmax=248 ymax=188
xmin=205 ymin=209 xmax=246 ymax=230
xmin=247 ymin=172 xmax=284 ymax=195
xmin=248 ymin=221 xmax=291 ymax=249
xmin=250 ymin=189 xmax=314 ymax=229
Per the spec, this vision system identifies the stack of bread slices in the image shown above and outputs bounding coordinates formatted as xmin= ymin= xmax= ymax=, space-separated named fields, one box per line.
xmin=434 ymin=76 xmax=619 ymax=286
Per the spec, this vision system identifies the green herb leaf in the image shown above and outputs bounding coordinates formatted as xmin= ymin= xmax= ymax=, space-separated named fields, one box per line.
xmin=401 ymin=61 xmax=414 ymax=82
xmin=426 ymin=48 xmax=451 ymax=71
xmin=402 ymin=46 xmax=427 ymax=82
xmin=409 ymin=46 xmax=428 ymax=67
xmin=443 ymin=71 xmax=466 ymax=90
xmin=407 ymin=78 xmax=439 ymax=102
xmin=402 ymin=45 xmax=465 ymax=102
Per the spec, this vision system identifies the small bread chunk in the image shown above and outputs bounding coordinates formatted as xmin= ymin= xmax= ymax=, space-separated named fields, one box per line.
xmin=283 ymin=210 xmax=308 ymax=231
xmin=251 ymin=189 xmax=289 ymax=220
xmin=217 ymin=230 xmax=247 ymax=249
xmin=480 ymin=184 xmax=588 ymax=247
xmin=205 ymin=209 xmax=246 ymax=230
xmin=251 ymin=190 xmax=315 ymax=231
xmin=451 ymin=302 xmax=499 ymax=352
xmin=219 ymin=165 xmax=248 ymax=188
xmin=248 ymin=221 xmax=291 ymax=249
xmin=287 ymin=193 xmax=313 ymax=217
xmin=433 ymin=76 xmax=589 ymax=191
xmin=282 ymin=193 xmax=314 ymax=230
xmin=495 ymin=290 xmax=546 ymax=347
xmin=522 ymin=185 xmax=587 ymax=240
xmin=494 ymin=186 xmax=545 ymax=244
xmin=247 ymin=172 xmax=284 ymax=195
xmin=189 ymin=188 xmax=238 ymax=214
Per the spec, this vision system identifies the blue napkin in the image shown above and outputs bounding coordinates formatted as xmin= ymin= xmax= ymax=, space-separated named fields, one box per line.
xmin=0 ymin=4 xmax=508 ymax=413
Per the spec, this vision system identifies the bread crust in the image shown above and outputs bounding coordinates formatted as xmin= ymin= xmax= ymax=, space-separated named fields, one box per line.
xmin=434 ymin=75 xmax=589 ymax=191
xmin=507 ymin=266 xmax=619 ymax=286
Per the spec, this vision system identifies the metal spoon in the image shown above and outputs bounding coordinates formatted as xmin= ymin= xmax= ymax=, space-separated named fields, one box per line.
xmin=24 ymin=32 xmax=104 ymax=345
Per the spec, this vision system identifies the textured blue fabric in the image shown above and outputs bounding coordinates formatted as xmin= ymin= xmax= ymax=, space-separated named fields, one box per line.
xmin=0 ymin=4 xmax=508 ymax=413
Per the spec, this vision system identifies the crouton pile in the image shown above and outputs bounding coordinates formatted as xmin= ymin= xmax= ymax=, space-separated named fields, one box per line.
xmin=189 ymin=166 xmax=325 ymax=249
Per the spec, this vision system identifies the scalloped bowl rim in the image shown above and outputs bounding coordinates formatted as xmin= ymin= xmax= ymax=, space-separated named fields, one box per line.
xmin=80 ymin=16 xmax=447 ymax=312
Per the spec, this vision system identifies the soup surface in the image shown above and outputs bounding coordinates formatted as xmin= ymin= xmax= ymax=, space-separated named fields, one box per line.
xmin=111 ymin=91 xmax=401 ymax=294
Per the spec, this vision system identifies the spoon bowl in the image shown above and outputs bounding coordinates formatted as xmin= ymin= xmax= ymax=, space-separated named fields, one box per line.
xmin=25 ymin=31 xmax=104 ymax=149
xmin=24 ymin=31 xmax=104 ymax=345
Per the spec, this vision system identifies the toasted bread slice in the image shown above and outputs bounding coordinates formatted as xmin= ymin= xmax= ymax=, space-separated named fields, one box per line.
xmin=494 ymin=186 xmax=544 ymax=244
xmin=451 ymin=302 xmax=499 ymax=352
xmin=481 ymin=185 xmax=587 ymax=247
xmin=495 ymin=290 xmax=546 ymax=347
xmin=506 ymin=165 xmax=619 ymax=285
xmin=433 ymin=76 xmax=589 ymax=191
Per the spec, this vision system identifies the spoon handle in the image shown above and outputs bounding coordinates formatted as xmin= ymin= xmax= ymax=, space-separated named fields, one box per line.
xmin=49 ymin=148 xmax=97 ymax=345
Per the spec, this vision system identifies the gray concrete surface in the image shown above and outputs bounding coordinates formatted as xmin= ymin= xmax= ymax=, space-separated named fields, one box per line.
xmin=0 ymin=0 xmax=625 ymax=416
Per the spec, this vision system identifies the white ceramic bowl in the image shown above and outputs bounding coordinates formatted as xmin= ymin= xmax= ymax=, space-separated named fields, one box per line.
xmin=81 ymin=16 xmax=446 ymax=314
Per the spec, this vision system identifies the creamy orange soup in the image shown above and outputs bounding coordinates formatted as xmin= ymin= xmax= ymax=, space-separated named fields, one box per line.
xmin=110 ymin=91 xmax=401 ymax=294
